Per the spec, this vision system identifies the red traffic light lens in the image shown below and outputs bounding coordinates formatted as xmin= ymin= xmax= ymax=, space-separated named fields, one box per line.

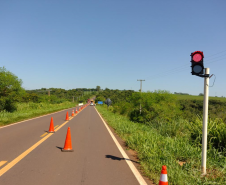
xmin=193 ymin=53 xmax=202 ymax=62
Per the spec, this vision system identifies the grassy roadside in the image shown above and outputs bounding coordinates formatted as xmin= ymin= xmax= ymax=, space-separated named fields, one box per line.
xmin=96 ymin=105 xmax=226 ymax=185
xmin=175 ymin=94 xmax=226 ymax=101
xmin=0 ymin=102 xmax=76 ymax=127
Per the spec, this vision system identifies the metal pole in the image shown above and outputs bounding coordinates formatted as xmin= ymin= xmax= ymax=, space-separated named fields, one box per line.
xmin=201 ymin=68 xmax=210 ymax=175
xmin=73 ymin=96 xmax=74 ymax=102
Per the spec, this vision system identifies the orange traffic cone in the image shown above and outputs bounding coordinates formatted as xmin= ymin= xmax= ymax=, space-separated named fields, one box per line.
xmin=48 ymin=117 xmax=55 ymax=133
xmin=75 ymin=108 xmax=78 ymax=113
xmin=62 ymin=127 xmax=74 ymax=152
xmin=72 ymin=110 xmax=74 ymax=116
xmin=159 ymin=166 xmax=168 ymax=185
xmin=65 ymin=111 xmax=69 ymax=121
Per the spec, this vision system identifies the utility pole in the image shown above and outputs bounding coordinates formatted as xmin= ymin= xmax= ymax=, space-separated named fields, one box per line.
xmin=137 ymin=79 xmax=145 ymax=114
xmin=73 ymin=96 xmax=74 ymax=102
xmin=37 ymin=89 xmax=52 ymax=96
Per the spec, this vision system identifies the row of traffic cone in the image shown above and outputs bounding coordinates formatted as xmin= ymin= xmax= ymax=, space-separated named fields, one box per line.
xmin=66 ymin=105 xmax=87 ymax=120
xmin=47 ymin=105 xmax=88 ymax=152
xmin=47 ymin=117 xmax=73 ymax=151
xmin=49 ymin=104 xmax=88 ymax=133
xmin=48 ymin=106 xmax=169 ymax=181
xmin=62 ymin=104 xmax=88 ymax=151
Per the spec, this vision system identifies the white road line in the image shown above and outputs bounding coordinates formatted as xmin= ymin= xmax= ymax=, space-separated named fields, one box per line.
xmin=0 ymin=106 xmax=77 ymax=129
xmin=94 ymin=107 xmax=148 ymax=185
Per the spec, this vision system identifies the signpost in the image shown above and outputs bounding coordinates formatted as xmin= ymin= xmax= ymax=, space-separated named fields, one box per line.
xmin=105 ymin=98 xmax=112 ymax=110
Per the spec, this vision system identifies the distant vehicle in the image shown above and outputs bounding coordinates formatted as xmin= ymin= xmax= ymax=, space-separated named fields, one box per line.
xmin=90 ymin=99 xmax=95 ymax=106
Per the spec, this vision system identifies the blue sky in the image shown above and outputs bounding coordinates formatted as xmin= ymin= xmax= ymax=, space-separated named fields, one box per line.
xmin=0 ymin=0 xmax=226 ymax=96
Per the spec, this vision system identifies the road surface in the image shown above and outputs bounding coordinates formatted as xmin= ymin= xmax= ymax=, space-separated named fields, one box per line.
xmin=0 ymin=105 xmax=152 ymax=185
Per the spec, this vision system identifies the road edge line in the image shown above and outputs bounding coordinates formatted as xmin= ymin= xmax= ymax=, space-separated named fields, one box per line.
xmin=94 ymin=107 xmax=148 ymax=185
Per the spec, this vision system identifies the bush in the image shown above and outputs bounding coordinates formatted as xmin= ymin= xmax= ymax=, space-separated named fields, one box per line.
xmin=0 ymin=98 xmax=17 ymax=112
xmin=4 ymin=98 xmax=17 ymax=112
xmin=129 ymin=91 xmax=181 ymax=123
xmin=0 ymin=67 xmax=25 ymax=112
xmin=96 ymin=105 xmax=226 ymax=184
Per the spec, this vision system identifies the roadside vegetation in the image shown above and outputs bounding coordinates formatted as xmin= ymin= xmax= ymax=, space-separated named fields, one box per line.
xmin=95 ymin=89 xmax=226 ymax=184
xmin=0 ymin=101 xmax=76 ymax=126
xmin=0 ymin=67 xmax=97 ymax=126
xmin=1 ymin=67 xmax=226 ymax=183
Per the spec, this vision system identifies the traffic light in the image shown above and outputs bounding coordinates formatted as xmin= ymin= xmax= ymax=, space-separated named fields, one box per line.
xmin=191 ymin=51 xmax=204 ymax=75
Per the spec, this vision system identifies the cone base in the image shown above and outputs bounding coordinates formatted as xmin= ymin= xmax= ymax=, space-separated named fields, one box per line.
xmin=159 ymin=181 xmax=168 ymax=185
xmin=61 ymin=149 xmax=74 ymax=152
xmin=47 ymin=131 xmax=55 ymax=133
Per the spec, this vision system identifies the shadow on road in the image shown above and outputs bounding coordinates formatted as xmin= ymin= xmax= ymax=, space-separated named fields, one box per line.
xmin=105 ymin=155 xmax=139 ymax=164
xmin=56 ymin=146 xmax=63 ymax=150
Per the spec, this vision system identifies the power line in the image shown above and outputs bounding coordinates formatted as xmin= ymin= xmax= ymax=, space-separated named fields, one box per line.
xmin=144 ymin=51 xmax=226 ymax=80
xmin=149 ymin=57 xmax=225 ymax=80
xmin=205 ymin=53 xmax=226 ymax=62
xmin=205 ymin=49 xmax=226 ymax=58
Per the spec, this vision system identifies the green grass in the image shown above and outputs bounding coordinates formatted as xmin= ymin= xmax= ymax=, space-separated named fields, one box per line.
xmin=175 ymin=94 xmax=226 ymax=101
xmin=96 ymin=105 xmax=226 ymax=185
xmin=0 ymin=101 xmax=76 ymax=126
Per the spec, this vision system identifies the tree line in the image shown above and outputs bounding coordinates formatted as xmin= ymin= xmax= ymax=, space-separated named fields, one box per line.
xmin=0 ymin=67 xmax=98 ymax=112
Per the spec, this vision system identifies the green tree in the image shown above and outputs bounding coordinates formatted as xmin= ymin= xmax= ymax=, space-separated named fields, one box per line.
xmin=96 ymin=86 xmax=101 ymax=91
xmin=0 ymin=67 xmax=25 ymax=112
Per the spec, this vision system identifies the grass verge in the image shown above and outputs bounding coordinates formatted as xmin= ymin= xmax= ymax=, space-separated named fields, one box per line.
xmin=175 ymin=94 xmax=226 ymax=101
xmin=96 ymin=105 xmax=226 ymax=185
xmin=0 ymin=102 xmax=76 ymax=127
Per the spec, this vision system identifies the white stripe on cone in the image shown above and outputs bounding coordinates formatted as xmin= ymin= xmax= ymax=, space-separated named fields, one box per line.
xmin=160 ymin=174 xmax=168 ymax=182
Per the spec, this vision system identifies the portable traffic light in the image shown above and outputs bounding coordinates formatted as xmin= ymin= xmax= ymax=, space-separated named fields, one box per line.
xmin=191 ymin=51 xmax=204 ymax=75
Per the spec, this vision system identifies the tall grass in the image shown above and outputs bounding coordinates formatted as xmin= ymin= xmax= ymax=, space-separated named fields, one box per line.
xmin=96 ymin=105 xmax=226 ymax=185
xmin=0 ymin=101 xmax=76 ymax=126
xmin=175 ymin=94 xmax=226 ymax=101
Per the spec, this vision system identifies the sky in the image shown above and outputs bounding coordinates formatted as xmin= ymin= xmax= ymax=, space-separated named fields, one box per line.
xmin=0 ymin=0 xmax=226 ymax=96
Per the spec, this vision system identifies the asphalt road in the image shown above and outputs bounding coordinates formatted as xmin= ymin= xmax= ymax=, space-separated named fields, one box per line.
xmin=0 ymin=105 xmax=151 ymax=185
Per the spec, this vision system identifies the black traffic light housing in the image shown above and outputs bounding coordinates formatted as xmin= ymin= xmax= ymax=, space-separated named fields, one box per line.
xmin=191 ymin=51 xmax=204 ymax=76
